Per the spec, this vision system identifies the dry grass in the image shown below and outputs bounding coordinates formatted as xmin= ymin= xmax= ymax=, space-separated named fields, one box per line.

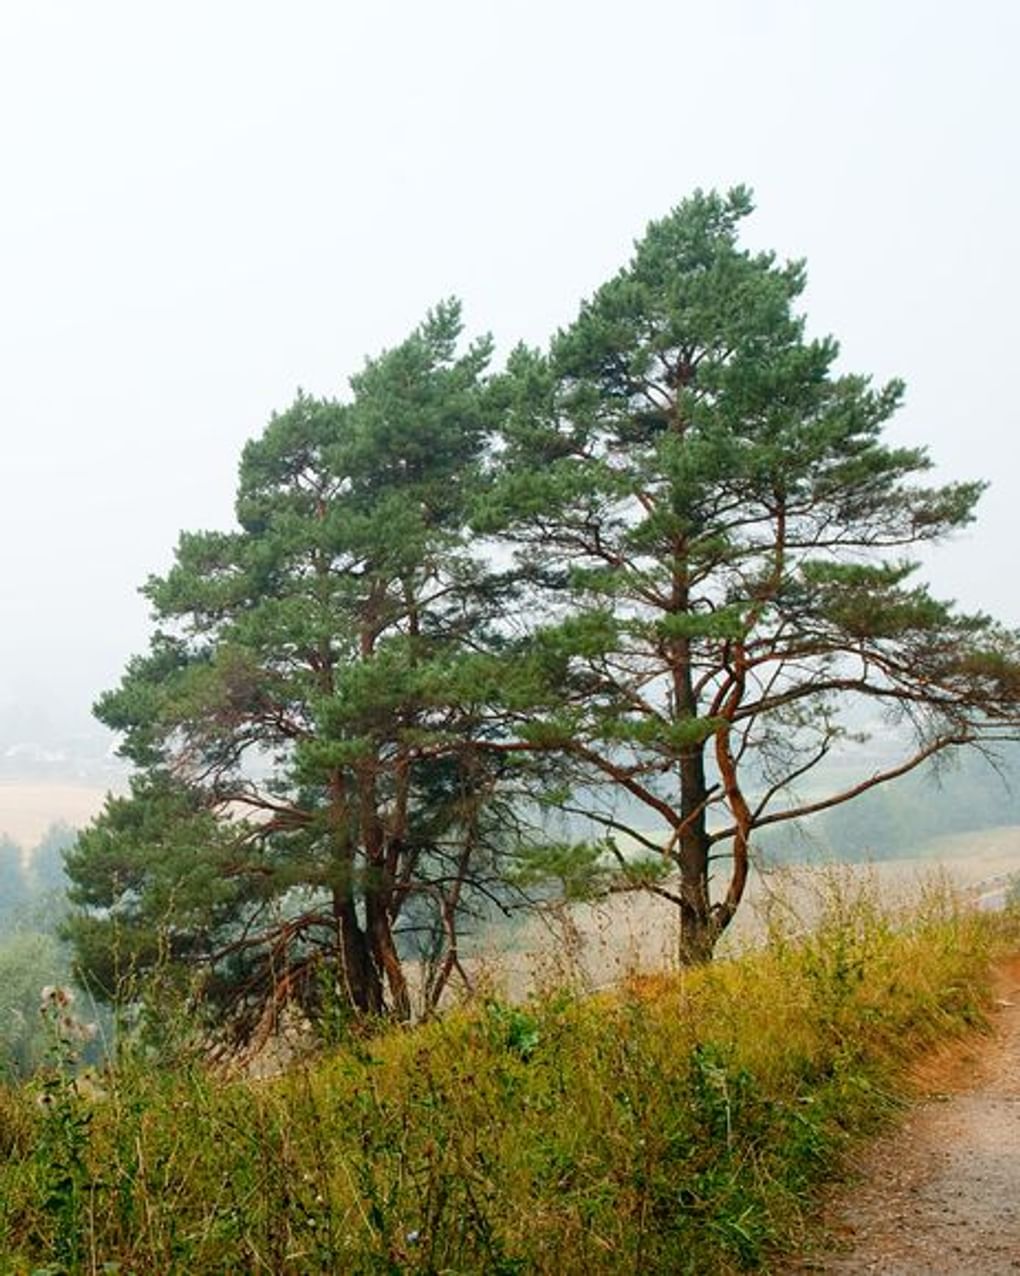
xmin=0 ymin=873 xmax=1015 ymax=1274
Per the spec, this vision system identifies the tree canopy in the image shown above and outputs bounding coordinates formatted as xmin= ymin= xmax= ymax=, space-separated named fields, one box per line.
xmin=66 ymin=189 xmax=1020 ymax=1040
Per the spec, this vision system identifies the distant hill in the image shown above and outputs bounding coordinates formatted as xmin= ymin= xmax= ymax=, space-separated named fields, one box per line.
xmin=767 ymin=743 xmax=1020 ymax=863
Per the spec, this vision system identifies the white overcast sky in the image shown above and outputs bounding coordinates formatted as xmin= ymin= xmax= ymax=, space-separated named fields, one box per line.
xmin=1 ymin=0 xmax=1018 ymax=743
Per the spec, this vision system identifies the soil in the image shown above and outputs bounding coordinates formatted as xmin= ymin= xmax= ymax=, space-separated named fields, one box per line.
xmin=784 ymin=954 xmax=1020 ymax=1274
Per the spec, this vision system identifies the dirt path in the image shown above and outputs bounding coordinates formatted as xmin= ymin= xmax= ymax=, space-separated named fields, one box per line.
xmin=787 ymin=955 xmax=1020 ymax=1273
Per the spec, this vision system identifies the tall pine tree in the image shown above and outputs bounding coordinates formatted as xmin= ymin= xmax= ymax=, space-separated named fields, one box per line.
xmin=66 ymin=304 xmax=514 ymax=1044
xmin=480 ymin=188 xmax=1020 ymax=961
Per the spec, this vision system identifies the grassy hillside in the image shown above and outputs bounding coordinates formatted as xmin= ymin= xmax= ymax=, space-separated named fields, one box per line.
xmin=0 ymin=878 xmax=1015 ymax=1274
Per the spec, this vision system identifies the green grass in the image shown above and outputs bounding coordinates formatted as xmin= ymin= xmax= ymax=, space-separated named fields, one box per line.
xmin=0 ymin=876 xmax=1015 ymax=1274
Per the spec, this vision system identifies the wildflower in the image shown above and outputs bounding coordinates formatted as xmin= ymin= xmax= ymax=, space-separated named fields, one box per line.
xmin=57 ymin=1015 xmax=99 ymax=1044
xmin=39 ymin=985 xmax=74 ymax=1013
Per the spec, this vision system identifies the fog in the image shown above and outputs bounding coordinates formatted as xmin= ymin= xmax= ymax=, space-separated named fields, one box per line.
xmin=2 ymin=0 xmax=1018 ymax=765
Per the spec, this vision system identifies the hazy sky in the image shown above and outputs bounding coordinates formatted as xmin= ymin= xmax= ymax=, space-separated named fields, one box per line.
xmin=2 ymin=0 xmax=1018 ymax=744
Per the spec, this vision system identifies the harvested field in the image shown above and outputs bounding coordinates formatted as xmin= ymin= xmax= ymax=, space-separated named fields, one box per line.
xmin=0 ymin=781 xmax=113 ymax=850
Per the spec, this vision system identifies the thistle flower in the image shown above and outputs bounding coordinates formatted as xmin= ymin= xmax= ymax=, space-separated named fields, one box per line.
xmin=39 ymin=985 xmax=75 ymax=1012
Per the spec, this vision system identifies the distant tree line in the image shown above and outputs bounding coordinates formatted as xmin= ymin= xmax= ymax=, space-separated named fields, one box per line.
xmin=63 ymin=189 xmax=1020 ymax=1046
xmin=0 ymin=824 xmax=73 ymax=931
xmin=0 ymin=825 xmax=76 ymax=1077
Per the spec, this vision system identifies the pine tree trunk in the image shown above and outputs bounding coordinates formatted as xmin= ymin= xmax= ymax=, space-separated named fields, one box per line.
xmin=675 ymin=648 xmax=717 ymax=965
xmin=677 ymin=819 xmax=717 ymax=967
xmin=334 ymin=886 xmax=384 ymax=1015
xmin=677 ymin=896 xmax=718 ymax=966
xmin=367 ymin=891 xmax=411 ymax=1022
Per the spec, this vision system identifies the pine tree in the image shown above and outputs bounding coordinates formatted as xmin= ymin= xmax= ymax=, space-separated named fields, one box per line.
xmin=481 ymin=188 xmax=1020 ymax=961
xmin=66 ymin=303 xmax=514 ymax=1044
